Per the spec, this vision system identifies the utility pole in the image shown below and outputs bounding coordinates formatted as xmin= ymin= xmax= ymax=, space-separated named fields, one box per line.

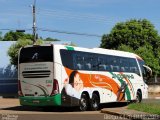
xmin=32 ymin=0 xmax=36 ymax=44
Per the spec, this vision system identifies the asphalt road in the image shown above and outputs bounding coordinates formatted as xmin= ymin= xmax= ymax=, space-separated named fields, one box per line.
xmin=1 ymin=94 xmax=159 ymax=120
xmin=0 ymin=99 xmax=129 ymax=120
xmin=1 ymin=114 xmax=118 ymax=120
xmin=0 ymin=106 xmax=122 ymax=120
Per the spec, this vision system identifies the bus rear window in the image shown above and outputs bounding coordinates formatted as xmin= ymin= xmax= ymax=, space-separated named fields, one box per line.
xmin=19 ymin=46 xmax=53 ymax=63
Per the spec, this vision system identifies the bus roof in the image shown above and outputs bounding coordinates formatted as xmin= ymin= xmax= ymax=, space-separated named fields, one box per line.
xmin=55 ymin=44 xmax=143 ymax=60
xmin=22 ymin=44 xmax=143 ymax=60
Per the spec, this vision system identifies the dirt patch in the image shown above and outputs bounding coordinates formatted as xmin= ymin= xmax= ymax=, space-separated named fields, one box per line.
xmin=148 ymin=92 xmax=160 ymax=98
xmin=0 ymin=98 xmax=19 ymax=107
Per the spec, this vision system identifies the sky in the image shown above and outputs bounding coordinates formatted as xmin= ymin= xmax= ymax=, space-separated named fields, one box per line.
xmin=0 ymin=0 xmax=160 ymax=48
xmin=0 ymin=41 xmax=15 ymax=67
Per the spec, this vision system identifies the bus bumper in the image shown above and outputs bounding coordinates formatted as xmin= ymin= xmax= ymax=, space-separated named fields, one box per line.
xmin=19 ymin=94 xmax=61 ymax=106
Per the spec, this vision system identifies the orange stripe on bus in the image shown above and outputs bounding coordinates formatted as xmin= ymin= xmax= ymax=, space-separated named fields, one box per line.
xmin=64 ymin=67 xmax=120 ymax=96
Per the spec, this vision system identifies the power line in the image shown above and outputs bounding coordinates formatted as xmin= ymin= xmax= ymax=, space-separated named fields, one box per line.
xmin=0 ymin=28 xmax=32 ymax=31
xmin=38 ymin=8 xmax=108 ymax=20
xmin=38 ymin=28 xmax=102 ymax=37
xmin=0 ymin=29 xmax=12 ymax=31
xmin=37 ymin=8 xmax=114 ymax=24
xmin=38 ymin=9 xmax=160 ymax=26
xmin=0 ymin=28 xmax=102 ymax=38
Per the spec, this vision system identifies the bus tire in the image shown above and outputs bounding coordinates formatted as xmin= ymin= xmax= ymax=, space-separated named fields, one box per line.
xmin=79 ymin=93 xmax=89 ymax=111
xmin=136 ymin=90 xmax=142 ymax=103
xmin=90 ymin=93 xmax=100 ymax=111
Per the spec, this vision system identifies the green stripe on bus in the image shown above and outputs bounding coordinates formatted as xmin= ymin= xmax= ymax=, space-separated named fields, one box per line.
xmin=125 ymin=76 xmax=135 ymax=98
xmin=110 ymin=72 xmax=131 ymax=100
xmin=65 ymin=46 xmax=74 ymax=50
xmin=19 ymin=94 xmax=61 ymax=106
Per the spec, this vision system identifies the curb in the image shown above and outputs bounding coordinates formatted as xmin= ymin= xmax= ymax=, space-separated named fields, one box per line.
xmin=101 ymin=108 xmax=160 ymax=120
xmin=101 ymin=108 xmax=133 ymax=119
xmin=155 ymin=97 xmax=160 ymax=99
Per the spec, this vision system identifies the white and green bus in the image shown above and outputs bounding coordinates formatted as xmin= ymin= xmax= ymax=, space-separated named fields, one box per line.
xmin=18 ymin=44 xmax=152 ymax=111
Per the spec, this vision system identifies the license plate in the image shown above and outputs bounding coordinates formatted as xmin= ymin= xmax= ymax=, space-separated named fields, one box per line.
xmin=33 ymin=100 xmax=40 ymax=103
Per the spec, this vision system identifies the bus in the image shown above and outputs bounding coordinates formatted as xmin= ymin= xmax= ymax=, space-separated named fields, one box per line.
xmin=18 ymin=44 xmax=152 ymax=111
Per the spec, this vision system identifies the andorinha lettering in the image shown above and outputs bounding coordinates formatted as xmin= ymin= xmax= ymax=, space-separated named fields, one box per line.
xmin=112 ymin=73 xmax=134 ymax=79
xmin=24 ymin=67 xmax=48 ymax=70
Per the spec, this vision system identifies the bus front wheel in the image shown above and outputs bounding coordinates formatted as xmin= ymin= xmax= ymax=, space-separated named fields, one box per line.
xmin=135 ymin=90 xmax=142 ymax=103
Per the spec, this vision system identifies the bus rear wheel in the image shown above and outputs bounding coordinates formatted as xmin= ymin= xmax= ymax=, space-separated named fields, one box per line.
xmin=79 ymin=93 xmax=89 ymax=111
xmin=90 ymin=93 xmax=100 ymax=111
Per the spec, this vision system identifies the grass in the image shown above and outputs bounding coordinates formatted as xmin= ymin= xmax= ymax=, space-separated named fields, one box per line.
xmin=128 ymin=102 xmax=160 ymax=115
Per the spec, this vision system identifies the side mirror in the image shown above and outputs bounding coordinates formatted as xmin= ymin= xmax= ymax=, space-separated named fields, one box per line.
xmin=143 ymin=65 xmax=152 ymax=78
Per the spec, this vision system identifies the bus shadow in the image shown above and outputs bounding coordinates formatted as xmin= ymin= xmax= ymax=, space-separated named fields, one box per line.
xmin=100 ymin=102 xmax=129 ymax=109
xmin=1 ymin=102 xmax=129 ymax=112
xmin=1 ymin=106 xmax=82 ymax=112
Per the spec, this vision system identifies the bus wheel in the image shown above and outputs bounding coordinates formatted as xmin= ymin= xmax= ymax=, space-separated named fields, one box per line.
xmin=91 ymin=93 xmax=100 ymax=111
xmin=136 ymin=91 xmax=142 ymax=103
xmin=79 ymin=93 xmax=89 ymax=111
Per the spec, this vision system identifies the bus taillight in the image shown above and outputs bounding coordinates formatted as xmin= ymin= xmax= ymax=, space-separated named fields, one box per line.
xmin=18 ymin=80 xmax=23 ymax=96
xmin=51 ymin=79 xmax=59 ymax=96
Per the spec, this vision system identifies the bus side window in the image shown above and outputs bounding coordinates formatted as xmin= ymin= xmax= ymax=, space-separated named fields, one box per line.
xmin=121 ymin=67 xmax=125 ymax=72
xmin=90 ymin=56 xmax=98 ymax=70
xmin=129 ymin=58 xmax=140 ymax=75
xmin=84 ymin=56 xmax=92 ymax=70
xmin=119 ymin=57 xmax=127 ymax=72
xmin=109 ymin=56 xmax=120 ymax=72
xmin=77 ymin=63 xmax=82 ymax=70
xmin=98 ymin=57 xmax=107 ymax=71
xmin=60 ymin=50 xmax=74 ymax=69
xmin=98 ymin=57 xmax=106 ymax=71
xmin=104 ymin=55 xmax=111 ymax=71
xmin=75 ymin=55 xmax=84 ymax=70
xmin=130 ymin=67 xmax=139 ymax=74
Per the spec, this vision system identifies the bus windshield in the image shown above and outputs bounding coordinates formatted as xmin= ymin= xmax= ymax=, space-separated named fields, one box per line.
xmin=19 ymin=46 xmax=53 ymax=63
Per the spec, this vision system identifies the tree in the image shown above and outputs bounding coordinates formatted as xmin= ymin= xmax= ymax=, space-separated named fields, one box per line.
xmin=3 ymin=31 xmax=32 ymax=41
xmin=2 ymin=31 xmax=61 ymax=42
xmin=100 ymin=19 xmax=160 ymax=75
xmin=117 ymin=44 xmax=134 ymax=53
xmin=0 ymin=31 xmax=3 ymax=40
xmin=44 ymin=37 xmax=60 ymax=41
xmin=135 ymin=45 xmax=160 ymax=75
xmin=8 ymin=39 xmax=43 ymax=67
